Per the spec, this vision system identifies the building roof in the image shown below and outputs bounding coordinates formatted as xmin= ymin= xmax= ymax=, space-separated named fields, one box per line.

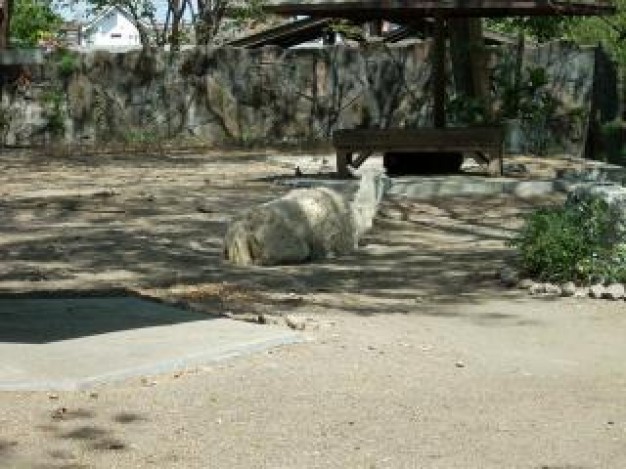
xmin=227 ymin=17 xmax=333 ymax=47
xmin=82 ymin=6 xmax=149 ymax=32
xmin=226 ymin=16 xmax=527 ymax=48
xmin=265 ymin=0 xmax=616 ymax=20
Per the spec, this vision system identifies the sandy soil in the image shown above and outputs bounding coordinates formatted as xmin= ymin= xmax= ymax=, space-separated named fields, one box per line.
xmin=1 ymin=150 xmax=625 ymax=469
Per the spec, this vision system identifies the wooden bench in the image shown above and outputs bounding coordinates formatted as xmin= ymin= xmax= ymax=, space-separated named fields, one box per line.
xmin=332 ymin=127 xmax=505 ymax=177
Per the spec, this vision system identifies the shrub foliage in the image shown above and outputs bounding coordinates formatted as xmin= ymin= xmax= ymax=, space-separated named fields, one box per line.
xmin=510 ymin=199 xmax=626 ymax=283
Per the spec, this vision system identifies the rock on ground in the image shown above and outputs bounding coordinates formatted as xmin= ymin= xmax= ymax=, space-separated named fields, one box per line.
xmin=529 ymin=283 xmax=546 ymax=296
xmin=601 ymin=283 xmax=625 ymax=301
xmin=518 ymin=278 xmax=535 ymax=290
xmin=560 ymin=281 xmax=577 ymax=297
xmin=499 ymin=266 xmax=519 ymax=287
xmin=544 ymin=283 xmax=562 ymax=296
xmin=589 ymin=284 xmax=606 ymax=299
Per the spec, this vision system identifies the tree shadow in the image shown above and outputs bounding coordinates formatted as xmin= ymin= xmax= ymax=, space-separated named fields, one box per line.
xmin=0 ymin=151 xmax=564 ymax=330
xmin=0 ymin=439 xmax=18 ymax=456
xmin=0 ymin=294 xmax=216 ymax=344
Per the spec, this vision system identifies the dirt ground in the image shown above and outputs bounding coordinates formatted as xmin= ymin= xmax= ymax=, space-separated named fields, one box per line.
xmin=1 ymin=150 xmax=626 ymax=469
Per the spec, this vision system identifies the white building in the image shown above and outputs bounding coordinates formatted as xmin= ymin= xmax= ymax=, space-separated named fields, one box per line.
xmin=80 ymin=7 xmax=143 ymax=49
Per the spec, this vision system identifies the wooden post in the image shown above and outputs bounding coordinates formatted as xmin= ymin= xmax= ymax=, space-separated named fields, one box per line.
xmin=336 ymin=150 xmax=353 ymax=178
xmin=433 ymin=15 xmax=446 ymax=129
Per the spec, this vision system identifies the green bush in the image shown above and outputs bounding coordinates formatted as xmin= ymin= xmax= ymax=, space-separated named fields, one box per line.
xmin=56 ymin=51 xmax=79 ymax=79
xmin=509 ymin=199 xmax=626 ymax=283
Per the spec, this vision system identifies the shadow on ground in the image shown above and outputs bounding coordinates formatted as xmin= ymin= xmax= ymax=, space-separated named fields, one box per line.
xmin=0 ymin=149 xmax=566 ymax=331
xmin=0 ymin=295 xmax=215 ymax=344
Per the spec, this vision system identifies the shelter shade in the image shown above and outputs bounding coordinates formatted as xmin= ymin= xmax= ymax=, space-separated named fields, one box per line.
xmin=265 ymin=0 xmax=616 ymax=20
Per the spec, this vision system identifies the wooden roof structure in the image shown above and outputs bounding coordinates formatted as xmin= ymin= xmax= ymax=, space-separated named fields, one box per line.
xmin=265 ymin=0 xmax=616 ymax=20
xmin=265 ymin=0 xmax=616 ymax=129
xmin=227 ymin=17 xmax=334 ymax=48
xmin=227 ymin=16 xmax=525 ymax=48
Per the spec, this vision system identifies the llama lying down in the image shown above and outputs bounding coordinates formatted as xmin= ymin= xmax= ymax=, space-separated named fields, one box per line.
xmin=224 ymin=171 xmax=387 ymax=266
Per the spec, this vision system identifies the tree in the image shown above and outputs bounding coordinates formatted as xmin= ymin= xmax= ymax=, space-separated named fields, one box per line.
xmin=10 ymin=0 xmax=62 ymax=47
xmin=160 ymin=0 xmax=192 ymax=48
xmin=193 ymin=0 xmax=265 ymax=45
xmin=566 ymin=0 xmax=626 ymax=67
xmin=78 ymin=0 xmax=265 ymax=49
xmin=487 ymin=2 xmax=626 ymax=67
xmin=486 ymin=17 xmax=572 ymax=42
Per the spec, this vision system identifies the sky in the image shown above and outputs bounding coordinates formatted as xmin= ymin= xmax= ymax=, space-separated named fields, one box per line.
xmin=56 ymin=0 xmax=175 ymax=21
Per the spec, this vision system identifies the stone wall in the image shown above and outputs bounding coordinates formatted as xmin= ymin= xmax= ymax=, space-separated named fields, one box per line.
xmin=0 ymin=41 xmax=596 ymax=154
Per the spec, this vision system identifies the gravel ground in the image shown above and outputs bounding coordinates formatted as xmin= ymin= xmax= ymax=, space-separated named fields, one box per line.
xmin=1 ymin=150 xmax=625 ymax=469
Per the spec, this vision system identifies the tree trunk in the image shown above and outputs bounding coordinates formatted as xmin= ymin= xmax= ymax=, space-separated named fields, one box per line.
xmin=168 ymin=0 xmax=186 ymax=50
xmin=449 ymin=18 xmax=490 ymax=119
xmin=433 ymin=15 xmax=447 ymax=128
xmin=449 ymin=18 xmax=474 ymax=97
xmin=137 ymin=24 xmax=151 ymax=50
xmin=0 ymin=0 xmax=12 ymax=50
xmin=195 ymin=0 xmax=228 ymax=45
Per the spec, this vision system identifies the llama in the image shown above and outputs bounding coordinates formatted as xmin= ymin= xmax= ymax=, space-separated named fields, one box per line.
xmin=223 ymin=169 xmax=388 ymax=266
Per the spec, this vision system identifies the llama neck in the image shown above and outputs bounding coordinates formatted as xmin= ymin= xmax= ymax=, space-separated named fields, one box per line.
xmin=350 ymin=169 xmax=389 ymax=238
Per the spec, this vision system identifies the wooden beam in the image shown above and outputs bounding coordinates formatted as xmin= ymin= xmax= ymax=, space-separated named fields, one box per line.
xmin=265 ymin=1 xmax=617 ymax=20
xmin=433 ymin=15 xmax=446 ymax=128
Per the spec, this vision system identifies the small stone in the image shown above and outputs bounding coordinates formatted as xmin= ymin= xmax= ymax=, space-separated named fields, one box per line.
xmin=544 ymin=283 xmax=562 ymax=296
xmin=51 ymin=407 xmax=68 ymax=420
xmin=589 ymin=284 xmax=605 ymax=299
xmin=196 ymin=205 xmax=214 ymax=213
xmin=517 ymin=278 xmax=535 ymax=290
xmin=560 ymin=282 xmax=577 ymax=297
xmin=455 ymin=361 xmax=465 ymax=368
xmin=529 ymin=283 xmax=546 ymax=295
xmin=140 ymin=378 xmax=157 ymax=387
xmin=499 ymin=266 xmax=519 ymax=287
xmin=504 ymin=162 xmax=528 ymax=175
xmin=602 ymin=283 xmax=625 ymax=300
xmin=47 ymin=393 xmax=59 ymax=400
xmin=574 ymin=287 xmax=590 ymax=298
xmin=285 ymin=315 xmax=306 ymax=331
xmin=257 ymin=314 xmax=280 ymax=325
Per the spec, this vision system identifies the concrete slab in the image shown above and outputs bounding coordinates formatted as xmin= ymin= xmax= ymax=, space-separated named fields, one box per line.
xmin=278 ymin=174 xmax=573 ymax=200
xmin=387 ymin=176 xmax=573 ymax=199
xmin=0 ymin=296 xmax=301 ymax=391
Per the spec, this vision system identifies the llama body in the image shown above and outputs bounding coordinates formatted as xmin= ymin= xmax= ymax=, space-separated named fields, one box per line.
xmin=223 ymin=170 xmax=387 ymax=266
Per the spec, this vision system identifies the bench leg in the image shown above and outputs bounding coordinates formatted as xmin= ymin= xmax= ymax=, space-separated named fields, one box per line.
xmin=487 ymin=158 xmax=500 ymax=177
xmin=352 ymin=151 xmax=372 ymax=169
xmin=336 ymin=151 xmax=353 ymax=178
xmin=486 ymin=147 xmax=504 ymax=177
